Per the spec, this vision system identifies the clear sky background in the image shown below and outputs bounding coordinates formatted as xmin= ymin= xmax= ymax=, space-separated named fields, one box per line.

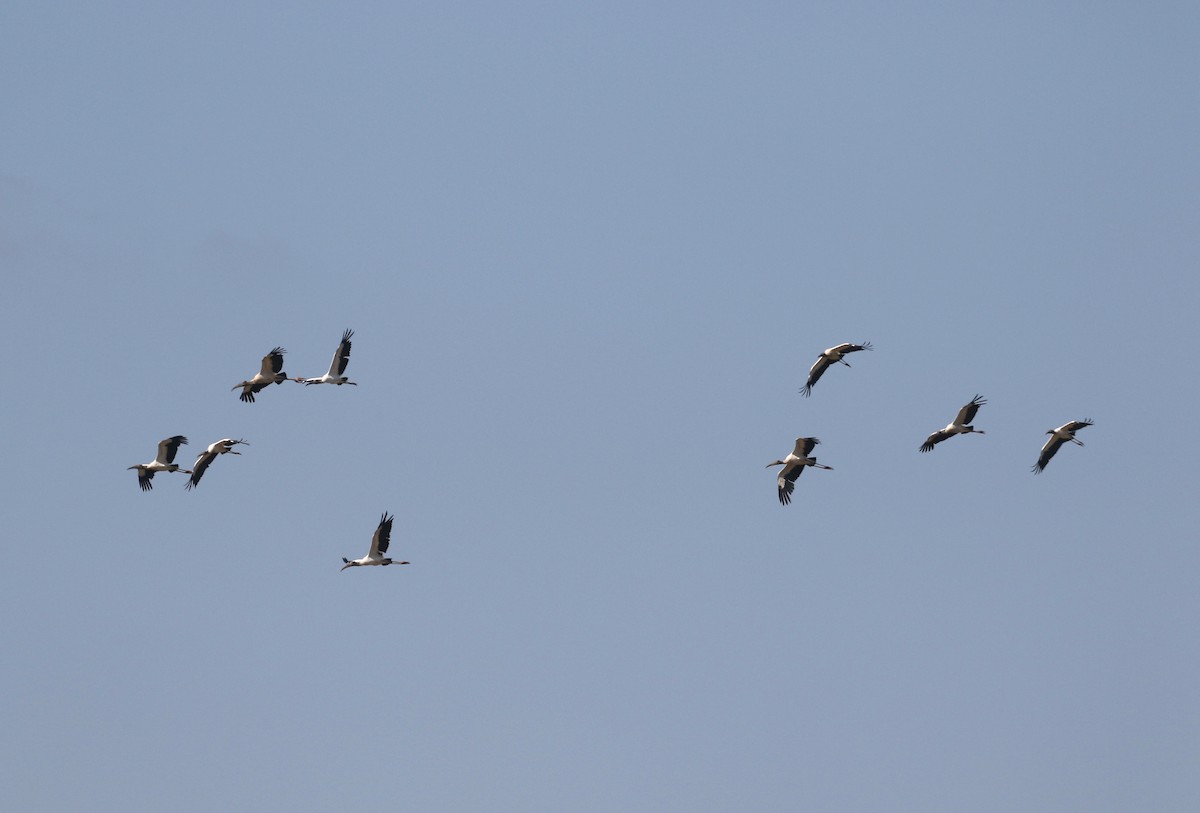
xmin=2 ymin=2 xmax=1198 ymax=810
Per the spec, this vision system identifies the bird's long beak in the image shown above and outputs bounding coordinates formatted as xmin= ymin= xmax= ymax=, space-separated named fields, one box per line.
xmin=340 ymin=563 xmax=353 ymax=571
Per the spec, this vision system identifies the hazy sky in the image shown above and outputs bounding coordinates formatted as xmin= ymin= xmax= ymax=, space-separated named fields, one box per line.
xmin=3 ymin=3 xmax=1199 ymax=811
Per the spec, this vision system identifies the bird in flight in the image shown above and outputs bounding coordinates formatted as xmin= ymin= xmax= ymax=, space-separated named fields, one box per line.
xmin=766 ymin=437 xmax=833 ymax=505
xmin=801 ymin=342 xmax=873 ymax=397
xmin=920 ymin=395 xmax=987 ymax=453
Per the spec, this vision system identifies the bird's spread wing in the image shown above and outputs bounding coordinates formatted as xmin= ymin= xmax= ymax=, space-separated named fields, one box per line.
xmin=777 ymin=463 xmax=803 ymax=505
xmin=833 ymin=341 xmax=873 ymax=355
xmin=329 ymin=329 xmax=353 ymax=376
xmin=956 ymin=395 xmax=986 ymax=426
xmin=261 ymin=347 xmax=286 ymax=376
xmin=158 ymin=435 xmax=187 ymax=465
xmin=186 ymin=451 xmax=216 ymax=489
xmin=1064 ymin=419 xmax=1094 ymax=433
xmin=794 ymin=437 xmax=820 ymax=457
xmin=801 ymin=357 xmax=830 ymax=396
xmin=1032 ymin=436 xmax=1065 ymax=473
xmin=138 ymin=470 xmax=154 ymax=491
xmin=371 ymin=512 xmax=394 ymax=557
xmin=920 ymin=430 xmax=951 ymax=452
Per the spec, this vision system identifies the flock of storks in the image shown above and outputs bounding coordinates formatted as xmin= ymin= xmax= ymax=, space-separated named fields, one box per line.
xmin=128 ymin=335 xmax=1094 ymax=535
xmin=768 ymin=342 xmax=1094 ymax=505
xmin=126 ymin=330 xmax=403 ymax=571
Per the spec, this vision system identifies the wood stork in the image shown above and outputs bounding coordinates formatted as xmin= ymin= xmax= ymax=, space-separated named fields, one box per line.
xmin=801 ymin=342 xmax=873 ymax=396
xmin=1032 ymin=419 xmax=1093 ymax=474
xmin=920 ymin=395 xmax=987 ymax=452
xmin=766 ymin=437 xmax=833 ymax=505
xmin=185 ymin=438 xmax=249 ymax=490
xmin=232 ymin=347 xmax=288 ymax=403
xmin=128 ymin=435 xmax=191 ymax=491
xmin=341 ymin=513 xmax=409 ymax=571
xmin=296 ymin=329 xmax=357 ymax=386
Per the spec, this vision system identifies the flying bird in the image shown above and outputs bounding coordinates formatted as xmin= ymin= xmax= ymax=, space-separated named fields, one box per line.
xmin=296 ymin=329 xmax=357 ymax=386
xmin=232 ymin=347 xmax=288 ymax=403
xmin=1032 ymin=419 xmax=1093 ymax=474
xmin=766 ymin=437 xmax=833 ymax=505
xmin=920 ymin=395 xmax=987 ymax=452
xmin=341 ymin=513 xmax=409 ymax=571
xmin=185 ymin=438 xmax=249 ymax=490
xmin=128 ymin=435 xmax=191 ymax=491
xmin=801 ymin=342 xmax=873 ymax=396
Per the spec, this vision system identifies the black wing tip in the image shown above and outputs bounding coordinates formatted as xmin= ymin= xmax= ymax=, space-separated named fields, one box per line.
xmin=919 ymin=443 xmax=935 ymax=453
xmin=778 ymin=491 xmax=791 ymax=506
xmin=800 ymin=384 xmax=814 ymax=397
xmin=379 ymin=512 xmax=394 ymax=534
xmin=342 ymin=328 xmax=354 ymax=341
xmin=270 ymin=346 xmax=286 ymax=355
xmin=857 ymin=341 xmax=874 ymax=351
xmin=970 ymin=394 xmax=986 ymax=405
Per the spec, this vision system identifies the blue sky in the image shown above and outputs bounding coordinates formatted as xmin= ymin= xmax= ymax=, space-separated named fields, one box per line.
xmin=3 ymin=2 xmax=1198 ymax=810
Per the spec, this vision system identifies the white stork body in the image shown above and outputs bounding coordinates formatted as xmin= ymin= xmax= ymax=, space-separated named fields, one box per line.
xmin=186 ymin=438 xmax=249 ymax=490
xmin=233 ymin=347 xmax=288 ymax=403
xmin=801 ymin=341 xmax=872 ymax=396
xmin=128 ymin=435 xmax=191 ymax=491
xmin=766 ymin=437 xmax=833 ymax=505
xmin=341 ymin=513 xmax=409 ymax=570
xmin=297 ymin=329 xmax=357 ymax=386
xmin=920 ymin=395 xmax=987 ymax=452
xmin=1033 ymin=419 xmax=1093 ymax=473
